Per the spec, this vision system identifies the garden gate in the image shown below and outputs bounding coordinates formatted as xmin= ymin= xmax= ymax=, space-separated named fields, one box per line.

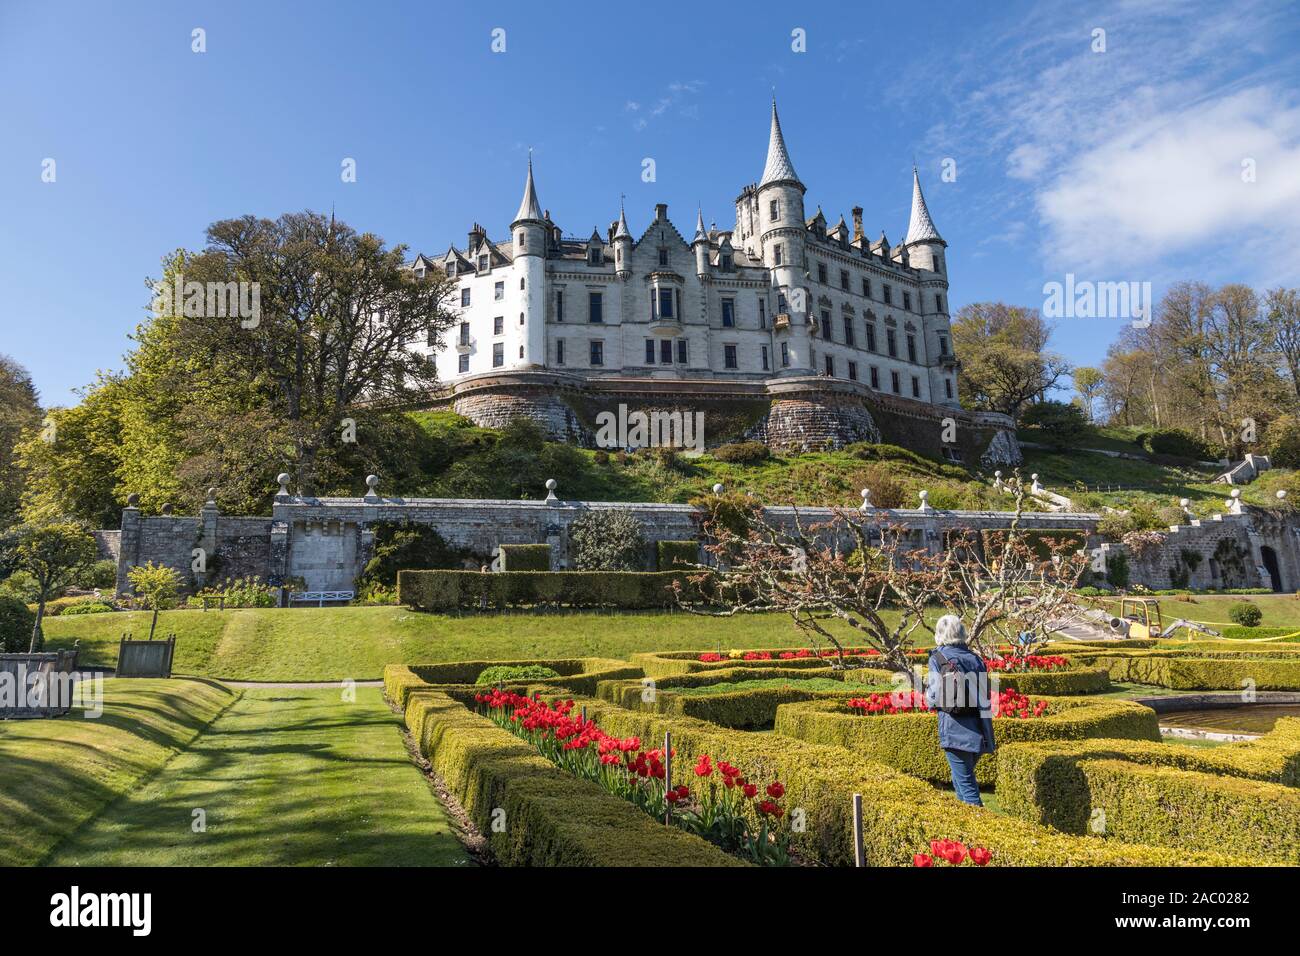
xmin=116 ymin=634 xmax=176 ymax=678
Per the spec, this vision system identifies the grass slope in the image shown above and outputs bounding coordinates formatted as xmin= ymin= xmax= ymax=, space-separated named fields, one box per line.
xmin=44 ymin=607 xmax=924 ymax=681
xmin=44 ymin=688 xmax=471 ymax=867
xmin=0 ymin=678 xmax=234 ymax=866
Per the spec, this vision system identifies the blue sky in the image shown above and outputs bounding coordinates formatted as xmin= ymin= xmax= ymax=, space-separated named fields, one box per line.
xmin=3 ymin=0 xmax=1299 ymax=406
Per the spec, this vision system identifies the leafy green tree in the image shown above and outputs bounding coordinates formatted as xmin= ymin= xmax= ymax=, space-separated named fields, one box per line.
xmin=1020 ymin=400 xmax=1088 ymax=449
xmin=0 ymin=355 xmax=42 ymax=533
xmin=951 ymin=303 xmax=1071 ymax=420
xmin=1072 ymin=367 xmax=1103 ymax=422
xmin=126 ymin=561 xmax=183 ymax=639
xmin=2 ymin=522 xmax=98 ymax=651
xmin=1266 ymin=414 xmax=1300 ymax=469
xmin=0 ymin=594 xmax=36 ymax=653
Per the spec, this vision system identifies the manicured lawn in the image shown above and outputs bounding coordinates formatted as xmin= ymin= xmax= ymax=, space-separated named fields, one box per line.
xmin=44 ymin=606 xmax=925 ymax=681
xmin=1098 ymin=594 xmax=1300 ymax=630
xmin=43 ymin=688 xmax=472 ymax=867
xmin=0 ymin=678 xmax=235 ymax=866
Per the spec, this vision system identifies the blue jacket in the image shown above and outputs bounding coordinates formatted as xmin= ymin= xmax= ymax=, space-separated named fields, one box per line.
xmin=925 ymin=644 xmax=996 ymax=755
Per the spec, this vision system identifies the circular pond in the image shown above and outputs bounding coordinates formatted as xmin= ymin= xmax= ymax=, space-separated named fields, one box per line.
xmin=1158 ymin=703 xmax=1300 ymax=736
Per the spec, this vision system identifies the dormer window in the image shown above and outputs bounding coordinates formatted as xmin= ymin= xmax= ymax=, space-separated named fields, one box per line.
xmin=414 ymin=266 xmax=426 ymax=279
xmin=589 ymin=248 xmax=602 ymax=266
xmin=478 ymin=254 xmax=488 ymax=272
xmin=720 ymin=253 xmax=732 ymax=271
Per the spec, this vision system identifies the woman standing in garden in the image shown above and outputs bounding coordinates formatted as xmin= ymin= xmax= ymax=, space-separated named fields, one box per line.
xmin=925 ymin=615 xmax=996 ymax=806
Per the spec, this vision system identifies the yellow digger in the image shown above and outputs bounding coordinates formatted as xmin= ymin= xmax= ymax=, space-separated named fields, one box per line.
xmin=1115 ymin=597 xmax=1219 ymax=640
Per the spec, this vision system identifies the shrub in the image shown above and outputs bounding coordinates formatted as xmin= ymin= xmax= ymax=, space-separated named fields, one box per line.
xmin=1105 ymin=550 xmax=1130 ymax=589
xmin=592 ymin=449 xmax=609 ymax=466
xmin=58 ymin=600 xmax=114 ymax=616
xmin=475 ymin=664 xmax=562 ymax=686
xmin=712 ymin=441 xmax=770 ymax=464
xmin=197 ymin=575 xmax=277 ymax=608
xmin=359 ymin=522 xmax=464 ymax=588
xmin=1265 ymin=415 xmax=1300 ymax=469
xmin=1228 ymin=602 xmax=1263 ymax=627
xmin=568 ymin=510 xmax=645 ymax=571
xmin=73 ymin=559 xmax=118 ymax=591
xmin=0 ymin=593 xmax=36 ymax=652
xmin=498 ymin=544 xmax=551 ymax=571
xmin=656 ymin=540 xmax=699 ymax=570
xmin=1140 ymin=428 xmax=1212 ymax=461
xmin=398 ymin=570 xmax=706 ymax=611
xmin=0 ymin=570 xmax=40 ymax=604
xmin=1020 ymin=401 xmax=1088 ymax=449
xmin=856 ymin=465 xmax=908 ymax=509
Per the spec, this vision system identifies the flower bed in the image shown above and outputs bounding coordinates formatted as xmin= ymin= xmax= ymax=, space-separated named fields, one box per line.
xmin=400 ymin=689 xmax=741 ymax=867
xmin=772 ymin=695 xmax=1161 ymax=787
xmin=474 ymin=688 xmax=792 ymax=865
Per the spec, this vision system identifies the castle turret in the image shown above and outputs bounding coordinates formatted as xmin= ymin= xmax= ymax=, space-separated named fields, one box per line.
xmin=756 ymin=99 xmax=810 ymax=374
xmin=903 ymin=166 xmax=946 ymax=274
xmin=613 ymin=198 xmax=633 ymax=279
xmin=903 ymin=167 xmax=956 ymax=406
xmin=692 ymin=207 xmax=710 ymax=277
xmin=510 ymin=154 xmax=547 ymax=368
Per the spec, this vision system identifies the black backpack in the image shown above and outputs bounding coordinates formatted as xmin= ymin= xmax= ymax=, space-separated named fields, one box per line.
xmin=930 ymin=647 xmax=981 ymax=718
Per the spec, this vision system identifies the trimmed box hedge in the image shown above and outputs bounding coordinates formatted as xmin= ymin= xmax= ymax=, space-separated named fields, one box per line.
xmin=772 ymin=696 xmax=1161 ymax=786
xmin=399 ymin=569 xmax=702 ymax=611
xmin=383 ymin=658 xmax=643 ymax=707
xmin=478 ymin=683 xmax=1245 ymax=865
xmin=1079 ymin=759 xmax=1300 ymax=864
xmin=995 ymin=717 xmax=1300 ymax=833
xmin=630 ymin=648 xmax=901 ymax=680
xmin=596 ymin=666 xmax=893 ymax=729
xmin=1081 ymin=653 xmax=1300 ymax=690
xmin=498 ymin=544 xmax=551 ymax=571
xmin=992 ymin=667 xmax=1110 ymax=696
xmin=403 ymin=689 xmax=742 ymax=866
xmin=656 ymin=539 xmax=699 ymax=570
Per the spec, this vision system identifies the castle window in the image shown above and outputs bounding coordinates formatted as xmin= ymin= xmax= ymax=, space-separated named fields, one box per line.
xmin=866 ymin=323 xmax=877 ymax=352
xmin=945 ymin=378 xmax=953 ymax=400
xmin=518 ymin=231 xmax=525 ymax=247
xmin=478 ymin=254 xmax=489 ymax=271
xmin=840 ymin=269 xmax=849 ymax=291
xmin=645 ymin=339 xmax=656 ymax=364
xmin=461 ymin=288 xmax=471 ymax=307
xmin=658 ymin=248 xmax=669 ymax=266
xmin=769 ymin=199 xmax=779 ymax=221
xmin=661 ymin=339 xmax=673 ymax=364
xmin=724 ymin=344 xmax=738 ymax=369
xmin=820 ymin=309 xmax=832 ymax=339
xmin=939 ymin=334 xmax=949 ymax=356
xmin=493 ymin=316 xmax=503 ymax=336
xmin=934 ymin=255 xmax=943 ymax=273
xmin=658 ymin=288 xmax=675 ymax=319
xmin=589 ymin=292 xmax=603 ymax=323
xmin=870 ymin=366 xmax=880 ymax=389
xmin=817 ymin=262 xmax=828 ymax=284
xmin=844 ymin=318 xmax=855 ymax=347
xmin=886 ymin=329 xmax=898 ymax=358
xmin=520 ymin=277 xmax=526 ymax=290
xmin=556 ymin=290 xmax=564 ymax=321
xmin=911 ymin=375 xmax=921 ymax=398
xmin=883 ymin=284 xmax=892 ymax=305
xmin=492 ymin=343 xmax=504 ymax=368
xmin=862 ymin=277 xmax=871 ymax=298
xmin=589 ymin=340 xmax=604 ymax=366
xmin=589 ymin=248 xmax=603 ymax=266
xmin=758 ymin=298 xmax=767 ymax=327
xmin=778 ymin=293 xmax=788 ymax=314
xmin=722 ymin=298 xmax=735 ymax=327
xmin=721 ymin=253 xmax=733 ymax=271
xmin=773 ymin=244 xmax=783 ymax=266
xmin=556 ymin=340 xmax=565 ymax=365
xmin=415 ymin=266 xmax=426 ymax=279
xmin=761 ymin=345 xmax=770 ymax=370
xmin=936 ymin=294 xmax=945 ymax=313
xmin=848 ymin=361 xmax=858 ymax=382
xmin=459 ymin=322 xmax=470 ymax=346
xmin=903 ymin=291 xmax=912 ymax=312
xmin=891 ymin=370 xmax=901 ymax=394
xmin=824 ymin=355 xmax=835 ymax=376
xmin=781 ymin=342 xmax=790 ymax=367
xmin=907 ymin=334 xmax=917 ymax=363
xmin=676 ymin=339 xmax=688 ymax=364
xmin=519 ymin=312 xmax=524 ymax=326
xmin=519 ymin=346 xmax=524 ymax=359
xmin=458 ymin=353 xmax=470 ymax=374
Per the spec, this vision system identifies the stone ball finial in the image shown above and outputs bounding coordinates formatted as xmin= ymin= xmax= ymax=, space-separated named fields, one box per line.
xmin=206 ymin=487 xmax=217 ymax=503
xmin=1179 ymin=498 xmax=1190 ymax=508
xmin=712 ymin=483 xmax=725 ymax=495
xmin=994 ymin=470 xmax=1002 ymax=478
xmin=276 ymin=473 xmax=292 ymax=496
xmin=126 ymin=493 xmax=140 ymax=508
xmin=1231 ymin=488 xmax=1241 ymax=499
xmin=161 ymin=502 xmax=173 ymax=515
xmin=1278 ymin=489 xmax=1289 ymax=501
xmin=544 ymin=478 xmax=558 ymax=502
xmin=366 ymin=474 xmax=380 ymax=492
xmin=859 ymin=488 xmax=873 ymax=510
xmin=1030 ymin=473 xmax=1039 ymax=481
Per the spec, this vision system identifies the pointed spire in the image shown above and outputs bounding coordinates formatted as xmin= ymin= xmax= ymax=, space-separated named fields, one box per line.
xmin=613 ymin=195 xmax=631 ymax=240
xmin=905 ymin=166 xmax=943 ymax=244
xmin=760 ymin=99 xmax=801 ymax=187
xmin=693 ymin=205 xmax=708 ymax=243
xmin=513 ymin=151 xmax=543 ymax=224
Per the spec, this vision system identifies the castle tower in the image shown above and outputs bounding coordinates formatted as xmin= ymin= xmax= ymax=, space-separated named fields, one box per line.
xmin=755 ymin=99 xmax=810 ymax=373
xmin=613 ymin=197 xmax=633 ymax=279
xmin=692 ymin=207 xmax=710 ymax=277
xmin=903 ymin=167 xmax=956 ymax=406
xmin=510 ymin=154 xmax=547 ymax=368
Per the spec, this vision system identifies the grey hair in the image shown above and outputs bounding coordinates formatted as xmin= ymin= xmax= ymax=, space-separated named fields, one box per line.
xmin=934 ymin=614 xmax=968 ymax=647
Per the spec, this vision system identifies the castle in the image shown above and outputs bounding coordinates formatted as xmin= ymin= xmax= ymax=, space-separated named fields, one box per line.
xmin=407 ymin=100 xmax=1021 ymax=467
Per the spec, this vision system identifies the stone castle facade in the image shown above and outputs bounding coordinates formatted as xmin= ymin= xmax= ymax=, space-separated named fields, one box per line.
xmin=406 ymin=101 xmax=1020 ymax=466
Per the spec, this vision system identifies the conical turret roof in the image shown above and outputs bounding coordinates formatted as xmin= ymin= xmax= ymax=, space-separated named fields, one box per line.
xmin=513 ymin=153 xmax=544 ymax=223
xmin=760 ymin=99 xmax=801 ymax=187
xmin=904 ymin=167 xmax=943 ymax=244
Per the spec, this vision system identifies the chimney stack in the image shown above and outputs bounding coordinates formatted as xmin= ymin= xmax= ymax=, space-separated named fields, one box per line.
xmin=851 ymin=207 xmax=864 ymax=243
